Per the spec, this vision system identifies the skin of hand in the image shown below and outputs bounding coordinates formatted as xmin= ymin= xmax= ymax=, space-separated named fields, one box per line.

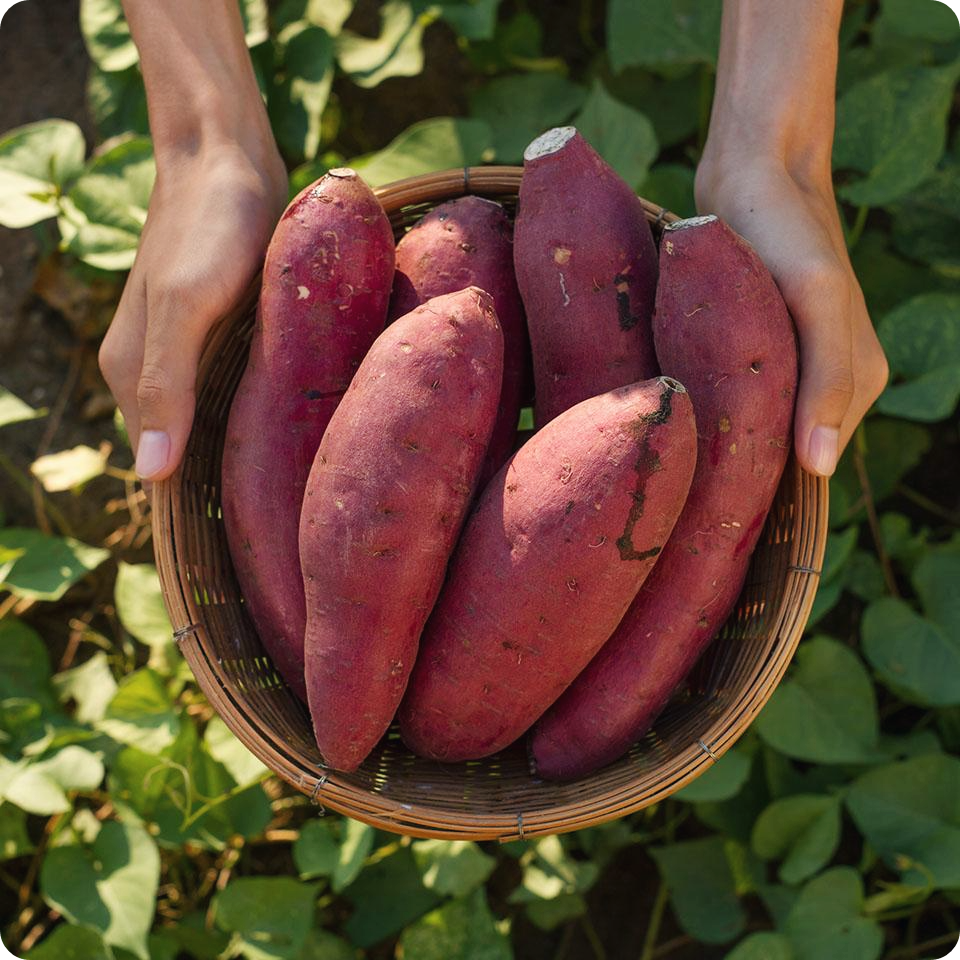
xmin=98 ymin=0 xmax=288 ymax=482
xmin=696 ymin=0 xmax=889 ymax=477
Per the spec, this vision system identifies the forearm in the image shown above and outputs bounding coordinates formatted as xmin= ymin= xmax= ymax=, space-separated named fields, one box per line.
xmin=700 ymin=0 xmax=843 ymax=193
xmin=121 ymin=0 xmax=272 ymax=161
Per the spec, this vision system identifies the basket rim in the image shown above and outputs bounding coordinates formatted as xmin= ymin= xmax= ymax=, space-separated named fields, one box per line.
xmin=151 ymin=165 xmax=828 ymax=841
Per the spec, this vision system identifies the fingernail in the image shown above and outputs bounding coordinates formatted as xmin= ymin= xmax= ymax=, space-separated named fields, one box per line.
xmin=808 ymin=426 xmax=839 ymax=476
xmin=135 ymin=430 xmax=170 ymax=479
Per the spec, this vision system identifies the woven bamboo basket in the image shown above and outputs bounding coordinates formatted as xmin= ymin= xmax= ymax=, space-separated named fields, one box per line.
xmin=152 ymin=166 xmax=828 ymax=842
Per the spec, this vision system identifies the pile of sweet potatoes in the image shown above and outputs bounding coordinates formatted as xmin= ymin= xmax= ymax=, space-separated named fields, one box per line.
xmin=222 ymin=130 xmax=798 ymax=781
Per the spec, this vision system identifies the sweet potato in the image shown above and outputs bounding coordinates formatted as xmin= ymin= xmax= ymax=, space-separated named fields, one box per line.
xmin=530 ymin=215 xmax=798 ymax=781
xmin=514 ymin=127 xmax=659 ymax=427
xmin=222 ymin=169 xmax=395 ymax=702
xmin=398 ymin=376 xmax=697 ymax=763
xmin=300 ymin=287 xmax=503 ymax=772
xmin=390 ymin=196 xmax=530 ymax=483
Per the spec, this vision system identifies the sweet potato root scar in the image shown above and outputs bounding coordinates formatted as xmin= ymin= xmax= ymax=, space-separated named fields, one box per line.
xmin=298 ymin=286 xmax=310 ymax=300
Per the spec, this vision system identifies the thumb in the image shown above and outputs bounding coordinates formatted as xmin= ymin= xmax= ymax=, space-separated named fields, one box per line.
xmin=133 ymin=292 xmax=210 ymax=482
xmin=787 ymin=273 xmax=856 ymax=478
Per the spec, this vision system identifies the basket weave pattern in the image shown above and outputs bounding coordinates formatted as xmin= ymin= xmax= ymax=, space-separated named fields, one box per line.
xmin=153 ymin=167 xmax=828 ymax=841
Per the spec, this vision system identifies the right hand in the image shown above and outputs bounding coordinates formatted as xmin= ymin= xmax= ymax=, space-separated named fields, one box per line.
xmin=99 ymin=139 xmax=287 ymax=481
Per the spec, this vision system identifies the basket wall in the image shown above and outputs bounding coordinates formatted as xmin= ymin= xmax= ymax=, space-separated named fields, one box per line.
xmin=152 ymin=166 xmax=828 ymax=841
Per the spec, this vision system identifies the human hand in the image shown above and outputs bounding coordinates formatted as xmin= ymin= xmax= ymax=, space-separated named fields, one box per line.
xmin=99 ymin=141 xmax=287 ymax=481
xmin=694 ymin=154 xmax=888 ymax=477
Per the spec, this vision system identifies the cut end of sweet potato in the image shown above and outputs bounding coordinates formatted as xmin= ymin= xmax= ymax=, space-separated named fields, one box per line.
xmin=524 ymin=126 xmax=578 ymax=162
xmin=327 ymin=167 xmax=358 ymax=179
xmin=657 ymin=376 xmax=686 ymax=394
xmin=664 ymin=214 xmax=718 ymax=232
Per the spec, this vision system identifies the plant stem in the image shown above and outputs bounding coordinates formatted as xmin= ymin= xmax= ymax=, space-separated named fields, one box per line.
xmin=895 ymin=483 xmax=960 ymax=526
xmin=639 ymin=881 xmax=670 ymax=960
xmin=846 ymin=204 xmax=870 ymax=250
xmin=852 ymin=425 xmax=900 ymax=598
xmin=580 ymin=911 xmax=607 ymax=960
xmin=0 ymin=453 xmax=74 ymax=538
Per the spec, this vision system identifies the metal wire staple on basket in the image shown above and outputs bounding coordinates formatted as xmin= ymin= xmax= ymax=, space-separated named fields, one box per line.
xmin=151 ymin=166 xmax=829 ymax=842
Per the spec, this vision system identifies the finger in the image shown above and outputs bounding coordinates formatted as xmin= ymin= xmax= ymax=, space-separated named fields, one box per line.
xmin=133 ymin=283 xmax=214 ymax=482
xmin=99 ymin=269 xmax=147 ymax=454
xmin=782 ymin=265 xmax=856 ymax=477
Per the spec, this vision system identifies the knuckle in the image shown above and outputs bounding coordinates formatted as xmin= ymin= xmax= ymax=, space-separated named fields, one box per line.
xmin=817 ymin=365 xmax=857 ymax=407
xmin=98 ymin=331 xmax=127 ymax=390
xmin=136 ymin=365 xmax=170 ymax=412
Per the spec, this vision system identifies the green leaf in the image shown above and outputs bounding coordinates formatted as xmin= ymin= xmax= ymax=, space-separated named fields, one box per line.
xmin=0 ymin=618 xmax=54 ymax=705
xmin=41 ymin=819 xmax=160 ymax=959
xmin=675 ymin=748 xmax=752 ymax=803
xmin=240 ymin=0 xmax=270 ymax=46
xmin=524 ymin=893 xmax=587 ymax=932
xmin=756 ymin=636 xmax=882 ymax=764
xmin=850 ymin=230 xmax=955 ymax=318
xmin=437 ymin=0 xmax=502 ymax=40
xmin=412 ymin=839 xmax=497 ymax=897
xmin=110 ymin=722 xmax=270 ymax=850
xmin=607 ymin=0 xmax=722 ymax=71
xmin=0 ymin=802 xmax=34 ymax=860
xmin=782 ymin=868 xmax=883 ymax=960
xmin=913 ymin=548 xmax=960 ymax=637
xmin=606 ymin=67 xmax=701 ymax=150
xmin=270 ymin=25 xmax=336 ymax=162
xmin=294 ymin=819 xmax=340 ymax=880
xmin=60 ymin=136 xmax=156 ymax=272
xmin=273 ymin=0 xmax=355 ymax=35
xmin=1 ymin=746 xmax=105 ymax=815
xmin=469 ymin=73 xmax=586 ymax=163
xmin=204 ymin=716 xmax=268 ymax=785
xmin=834 ymin=62 xmax=960 ymax=206
xmin=213 ymin=877 xmax=316 ymax=960
xmin=847 ymin=754 xmax=960 ymax=888
xmin=509 ymin=835 xmax=599 ymax=904
xmin=299 ymin=929 xmax=355 ymax=960
xmin=342 ymin=847 xmax=440 ymax=947
xmin=571 ymin=82 xmax=658 ymax=189
xmin=30 ymin=444 xmax=109 ymax=492
xmin=97 ymin=668 xmax=179 ymax=752
xmin=0 ymin=528 xmax=110 ymax=601
xmin=349 ymin=117 xmax=492 ymax=187
xmin=891 ymin=159 xmax=960 ymax=269
xmin=751 ymin=795 xmax=842 ymax=885
xmin=876 ymin=293 xmax=960 ymax=422
xmin=114 ymin=563 xmax=172 ymax=649
xmin=724 ymin=932 xmax=795 ymax=960
xmin=87 ymin=66 xmax=149 ymax=141
xmin=331 ymin=818 xmax=374 ymax=893
xmin=25 ymin=925 xmax=113 ymax=960
xmin=651 ymin=837 xmax=745 ymax=944
xmin=80 ymin=0 xmax=138 ymax=71
xmin=336 ymin=1 xmax=433 ymax=88
xmin=874 ymin=0 xmax=960 ymax=44
xmin=640 ymin=163 xmax=696 ymax=219
xmin=53 ymin=653 xmax=118 ymax=725
xmin=396 ymin=888 xmax=512 ymax=960
xmin=862 ymin=597 xmax=960 ymax=707
xmin=0 ymin=385 xmax=47 ymax=428
xmin=0 ymin=119 xmax=85 ymax=228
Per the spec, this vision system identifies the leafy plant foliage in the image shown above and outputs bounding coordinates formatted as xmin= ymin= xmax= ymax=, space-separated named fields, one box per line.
xmin=0 ymin=0 xmax=959 ymax=957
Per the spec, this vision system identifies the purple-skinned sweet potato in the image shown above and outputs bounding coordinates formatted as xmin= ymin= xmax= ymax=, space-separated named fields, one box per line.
xmin=389 ymin=196 xmax=530 ymax=483
xmin=398 ymin=376 xmax=696 ymax=763
xmin=514 ymin=127 xmax=659 ymax=427
xmin=530 ymin=215 xmax=798 ymax=781
xmin=299 ymin=287 xmax=503 ymax=772
xmin=221 ymin=169 xmax=395 ymax=702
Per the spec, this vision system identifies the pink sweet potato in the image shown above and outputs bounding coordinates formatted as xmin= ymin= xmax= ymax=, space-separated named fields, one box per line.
xmin=222 ymin=169 xmax=395 ymax=702
xmin=299 ymin=287 xmax=503 ymax=772
xmin=530 ymin=215 xmax=798 ymax=781
xmin=514 ymin=126 xmax=659 ymax=427
xmin=389 ymin=196 xmax=530 ymax=484
xmin=398 ymin=376 xmax=697 ymax=763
